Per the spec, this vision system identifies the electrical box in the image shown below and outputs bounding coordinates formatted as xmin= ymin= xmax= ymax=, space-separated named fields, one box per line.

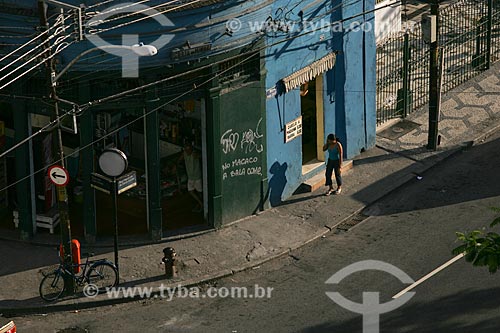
xmin=422 ymin=14 xmax=437 ymax=43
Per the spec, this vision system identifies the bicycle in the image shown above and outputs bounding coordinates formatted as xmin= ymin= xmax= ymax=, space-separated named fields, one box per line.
xmin=39 ymin=250 xmax=118 ymax=302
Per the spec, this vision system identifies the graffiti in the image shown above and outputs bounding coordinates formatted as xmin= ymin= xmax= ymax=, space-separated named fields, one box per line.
xmin=222 ymin=157 xmax=262 ymax=180
xmin=220 ymin=129 xmax=239 ymax=154
xmin=241 ymin=118 xmax=264 ymax=154
xmin=220 ymin=118 xmax=264 ymax=155
xmin=220 ymin=118 xmax=264 ymax=181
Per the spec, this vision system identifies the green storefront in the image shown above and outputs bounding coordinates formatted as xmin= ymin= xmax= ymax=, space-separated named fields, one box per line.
xmin=3 ymin=49 xmax=268 ymax=242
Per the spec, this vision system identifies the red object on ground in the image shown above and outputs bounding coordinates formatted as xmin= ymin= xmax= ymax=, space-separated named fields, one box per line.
xmin=59 ymin=239 xmax=81 ymax=273
xmin=0 ymin=321 xmax=16 ymax=333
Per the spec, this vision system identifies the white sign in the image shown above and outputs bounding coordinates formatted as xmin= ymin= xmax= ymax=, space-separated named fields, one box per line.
xmin=266 ymin=87 xmax=277 ymax=99
xmin=285 ymin=116 xmax=303 ymax=143
xmin=48 ymin=165 xmax=69 ymax=187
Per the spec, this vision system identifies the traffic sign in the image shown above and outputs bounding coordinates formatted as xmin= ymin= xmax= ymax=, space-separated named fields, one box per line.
xmin=91 ymin=173 xmax=112 ymax=194
xmin=48 ymin=165 xmax=69 ymax=187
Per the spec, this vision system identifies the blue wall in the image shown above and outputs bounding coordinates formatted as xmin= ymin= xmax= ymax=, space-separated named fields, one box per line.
xmin=0 ymin=0 xmax=271 ymax=71
xmin=265 ymin=0 xmax=376 ymax=204
xmin=1 ymin=0 xmax=377 ymax=213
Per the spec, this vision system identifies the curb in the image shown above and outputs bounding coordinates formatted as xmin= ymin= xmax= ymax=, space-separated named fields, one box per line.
xmin=2 ymin=123 xmax=499 ymax=316
xmin=0 ymin=226 xmax=216 ymax=249
xmin=0 ymin=269 xmax=235 ymax=317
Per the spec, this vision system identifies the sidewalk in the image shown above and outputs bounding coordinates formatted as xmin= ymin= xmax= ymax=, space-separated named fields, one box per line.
xmin=1 ymin=63 xmax=500 ymax=316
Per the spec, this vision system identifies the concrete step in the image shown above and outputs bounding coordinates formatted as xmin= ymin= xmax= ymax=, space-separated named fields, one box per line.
xmin=301 ymin=160 xmax=353 ymax=193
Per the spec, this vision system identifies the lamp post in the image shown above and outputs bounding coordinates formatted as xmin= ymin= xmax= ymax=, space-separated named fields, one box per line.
xmin=98 ymin=148 xmax=128 ymax=282
xmin=43 ymin=39 xmax=156 ymax=289
xmin=51 ymin=44 xmax=156 ymax=284
xmin=427 ymin=1 xmax=440 ymax=150
xmin=52 ymin=43 xmax=158 ymax=84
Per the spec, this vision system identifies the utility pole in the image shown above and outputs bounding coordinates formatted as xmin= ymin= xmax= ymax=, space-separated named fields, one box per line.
xmin=427 ymin=0 xmax=440 ymax=150
xmin=38 ymin=0 xmax=74 ymax=294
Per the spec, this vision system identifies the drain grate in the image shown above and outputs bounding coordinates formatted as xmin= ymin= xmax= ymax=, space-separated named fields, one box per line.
xmin=336 ymin=213 xmax=369 ymax=232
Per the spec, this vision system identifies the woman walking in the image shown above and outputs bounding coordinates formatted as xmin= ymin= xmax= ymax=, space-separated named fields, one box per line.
xmin=323 ymin=134 xmax=343 ymax=196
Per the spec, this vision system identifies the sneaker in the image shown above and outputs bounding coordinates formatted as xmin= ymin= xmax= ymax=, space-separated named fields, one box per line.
xmin=335 ymin=188 xmax=342 ymax=194
xmin=325 ymin=189 xmax=334 ymax=196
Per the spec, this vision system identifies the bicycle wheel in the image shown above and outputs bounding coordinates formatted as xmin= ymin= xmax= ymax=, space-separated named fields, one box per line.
xmin=86 ymin=262 xmax=118 ymax=291
xmin=39 ymin=271 xmax=65 ymax=302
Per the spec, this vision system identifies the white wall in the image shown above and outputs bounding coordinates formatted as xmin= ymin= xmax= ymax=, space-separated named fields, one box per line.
xmin=375 ymin=0 xmax=402 ymax=43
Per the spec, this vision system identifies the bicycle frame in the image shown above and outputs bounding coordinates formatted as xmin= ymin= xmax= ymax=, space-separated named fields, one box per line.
xmin=54 ymin=252 xmax=111 ymax=287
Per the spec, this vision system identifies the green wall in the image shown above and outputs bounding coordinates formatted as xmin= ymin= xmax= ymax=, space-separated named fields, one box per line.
xmin=218 ymin=81 xmax=266 ymax=224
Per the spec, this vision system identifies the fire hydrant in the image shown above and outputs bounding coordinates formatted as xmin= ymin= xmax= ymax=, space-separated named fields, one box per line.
xmin=162 ymin=247 xmax=177 ymax=278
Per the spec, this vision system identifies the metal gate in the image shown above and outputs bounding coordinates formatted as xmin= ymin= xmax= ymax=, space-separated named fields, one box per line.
xmin=376 ymin=0 xmax=500 ymax=124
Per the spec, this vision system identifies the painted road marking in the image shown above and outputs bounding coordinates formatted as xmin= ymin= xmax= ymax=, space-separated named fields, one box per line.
xmin=392 ymin=253 xmax=465 ymax=299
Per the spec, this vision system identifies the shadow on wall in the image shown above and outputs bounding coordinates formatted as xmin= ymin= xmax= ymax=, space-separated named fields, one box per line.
xmin=268 ymin=161 xmax=288 ymax=207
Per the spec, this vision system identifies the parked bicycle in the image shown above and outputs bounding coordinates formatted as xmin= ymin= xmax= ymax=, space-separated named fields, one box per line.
xmin=39 ymin=250 xmax=118 ymax=302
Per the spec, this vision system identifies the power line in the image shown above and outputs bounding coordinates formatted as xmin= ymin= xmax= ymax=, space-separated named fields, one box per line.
xmin=0 ymin=30 xmax=75 ymax=81
xmin=0 ymin=13 xmax=75 ymax=66
xmin=0 ymin=39 xmax=77 ymax=91
xmin=48 ymin=0 xmax=370 ymax=91
xmin=0 ymin=27 xmax=52 ymax=64
xmin=85 ymin=0 xmax=152 ymax=22
xmin=56 ymin=0 xmax=363 ymax=90
xmin=86 ymin=0 xmax=208 ymax=34
xmin=83 ymin=0 xmax=399 ymax=109
xmin=0 ymin=50 xmax=260 ymax=194
xmin=85 ymin=0 xmax=120 ymax=10
xmin=0 ymin=0 xmax=406 ymax=192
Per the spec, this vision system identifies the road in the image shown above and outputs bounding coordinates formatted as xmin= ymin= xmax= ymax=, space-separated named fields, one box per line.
xmin=9 ymin=130 xmax=500 ymax=333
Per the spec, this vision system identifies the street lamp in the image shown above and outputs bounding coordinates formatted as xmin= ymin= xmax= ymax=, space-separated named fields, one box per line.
xmin=52 ymin=43 xmax=158 ymax=84
xmin=98 ymin=148 xmax=128 ymax=283
xmin=47 ymin=43 xmax=156 ymax=289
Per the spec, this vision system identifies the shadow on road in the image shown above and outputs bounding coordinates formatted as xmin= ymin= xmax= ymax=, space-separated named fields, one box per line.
xmin=301 ymin=287 xmax=500 ymax=333
xmin=354 ymin=137 xmax=500 ymax=216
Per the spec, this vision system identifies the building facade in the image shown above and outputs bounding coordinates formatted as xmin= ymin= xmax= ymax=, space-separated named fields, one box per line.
xmin=0 ymin=0 xmax=375 ymax=242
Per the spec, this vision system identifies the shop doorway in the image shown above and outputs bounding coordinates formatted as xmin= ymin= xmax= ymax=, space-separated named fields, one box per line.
xmin=92 ymin=99 xmax=209 ymax=237
xmin=158 ymin=98 xmax=208 ymax=231
xmin=300 ymin=76 xmax=324 ymax=173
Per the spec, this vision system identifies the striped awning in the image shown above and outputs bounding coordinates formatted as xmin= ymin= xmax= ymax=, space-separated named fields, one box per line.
xmin=282 ymin=52 xmax=337 ymax=93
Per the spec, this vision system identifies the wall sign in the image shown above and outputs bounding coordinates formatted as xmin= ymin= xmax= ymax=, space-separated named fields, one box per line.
xmin=285 ymin=116 xmax=303 ymax=143
xmin=266 ymin=87 xmax=277 ymax=99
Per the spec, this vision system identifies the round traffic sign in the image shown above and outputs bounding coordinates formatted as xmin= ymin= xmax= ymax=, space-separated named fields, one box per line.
xmin=48 ymin=165 xmax=69 ymax=187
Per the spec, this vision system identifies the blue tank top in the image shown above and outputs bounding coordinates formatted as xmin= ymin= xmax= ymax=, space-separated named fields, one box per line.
xmin=328 ymin=144 xmax=340 ymax=161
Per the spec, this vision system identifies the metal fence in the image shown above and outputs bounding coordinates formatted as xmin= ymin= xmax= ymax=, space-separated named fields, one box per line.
xmin=376 ymin=0 xmax=500 ymax=124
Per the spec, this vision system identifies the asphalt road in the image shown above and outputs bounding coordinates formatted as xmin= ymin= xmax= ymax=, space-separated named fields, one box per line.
xmin=9 ymin=130 xmax=500 ymax=333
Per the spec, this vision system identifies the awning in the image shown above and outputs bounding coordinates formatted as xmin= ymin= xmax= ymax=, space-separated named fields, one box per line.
xmin=281 ymin=52 xmax=337 ymax=93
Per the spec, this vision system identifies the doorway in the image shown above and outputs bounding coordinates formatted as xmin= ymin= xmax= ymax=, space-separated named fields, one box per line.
xmin=300 ymin=75 xmax=324 ymax=172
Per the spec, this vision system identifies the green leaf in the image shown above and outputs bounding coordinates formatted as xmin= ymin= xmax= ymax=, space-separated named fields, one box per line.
xmin=452 ymin=244 xmax=467 ymax=255
xmin=489 ymin=207 xmax=500 ymax=213
xmin=490 ymin=216 xmax=500 ymax=228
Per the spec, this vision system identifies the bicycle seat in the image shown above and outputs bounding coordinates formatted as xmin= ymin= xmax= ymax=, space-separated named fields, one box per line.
xmin=81 ymin=252 xmax=95 ymax=258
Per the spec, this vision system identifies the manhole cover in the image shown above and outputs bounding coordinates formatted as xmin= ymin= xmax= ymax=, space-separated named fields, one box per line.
xmin=392 ymin=126 xmax=404 ymax=133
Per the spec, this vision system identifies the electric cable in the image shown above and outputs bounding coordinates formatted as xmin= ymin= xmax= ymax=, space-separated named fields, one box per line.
xmin=54 ymin=0 xmax=374 ymax=90
xmin=85 ymin=0 xmax=151 ymax=19
xmin=0 ymin=21 xmax=75 ymax=75
xmin=0 ymin=0 xmax=411 ymax=192
xmin=86 ymin=0 xmax=120 ymax=10
xmin=0 ymin=49 xmax=261 ymax=193
xmin=86 ymin=0 xmax=210 ymax=34
xmin=0 ymin=39 xmax=77 ymax=91
xmin=0 ymin=12 xmax=75 ymax=65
